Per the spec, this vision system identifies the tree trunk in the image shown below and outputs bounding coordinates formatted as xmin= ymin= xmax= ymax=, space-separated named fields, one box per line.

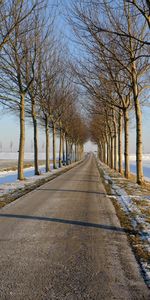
xmin=59 ymin=128 xmax=62 ymax=168
xmin=53 ymin=123 xmax=57 ymax=169
xmin=110 ymin=136 xmax=114 ymax=169
xmin=98 ymin=145 xmax=100 ymax=160
xmin=78 ymin=145 xmax=80 ymax=161
xmin=107 ymin=142 xmax=109 ymax=165
xmin=104 ymin=143 xmax=107 ymax=164
xmin=134 ymin=98 xmax=144 ymax=184
xmin=132 ymin=55 xmax=143 ymax=184
xmin=114 ymin=119 xmax=118 ymax=171
xmin=106 ymin=135 xmax=111 ymax=167
xmin=18 ymin=93 xmax=25 ymax=180
xmin=66 ymin=135 xmax=68 ymax=165
xmin=68 ymin=142 xmax=70 ymax=164
xmin=123 ymin=109 xmax=130 ymax=178
xmin=45 ymin=116 xmax=50 ymax=172
xmin=114 ymin=133 xmax=117 ymax=170
xmin=70 ymin=143 xmax=73 ymax=163
xmin=75 ymin=144 xmax=77 ymax=162
xmin=103 ymin=143 xmax=105 ymax=163
xmin=32 ymin=100 xmax=39 ymax=175
xmin=77 ymin=144 xmax=79 ymax=161
xmin=101 ymin=143 xmax=104 ymax=162
xmin=62 ymin=133 xmax=65 ymax=165
xmin=113 ymin=112 xmax=118 ymax=171
xmin=118 ymin=112 xmax=123 ymax=174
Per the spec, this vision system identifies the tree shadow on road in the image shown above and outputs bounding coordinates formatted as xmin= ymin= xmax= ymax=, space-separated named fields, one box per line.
xmin=58 ymin=179 xmax=100 ymax=183
xmin=36 ymin=188 xmax=115 ymax=196
xmin=0 ymin=213 xmax=137 ymax=235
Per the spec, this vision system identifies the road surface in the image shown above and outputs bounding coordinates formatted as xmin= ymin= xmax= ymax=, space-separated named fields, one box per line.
xmin=0 ymin=155 xmax=149 ymax=299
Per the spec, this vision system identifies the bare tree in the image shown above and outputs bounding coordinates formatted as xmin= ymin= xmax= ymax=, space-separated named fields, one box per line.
xmin=0 ymin=4 xmax=42 ymax=179
xmin=69 ymin=0 xmax=150 ymax=184
xmin=0 ymin=0 xmax=41 ymax=51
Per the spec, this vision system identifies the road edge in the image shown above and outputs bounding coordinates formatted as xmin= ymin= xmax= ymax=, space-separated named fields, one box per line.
xmin=95 ymin=156 xmax=150 ymax=289
xmin=0 ymin=158 xmax=86 ymax=210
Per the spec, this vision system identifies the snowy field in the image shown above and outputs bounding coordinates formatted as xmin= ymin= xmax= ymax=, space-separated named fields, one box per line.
xmin=0 ymin=165 xmax=46 ymax=185
xmin=0 ymin=152 xmax=72 ymax=185
xmin=0 ymin=152 xmax=150 ymax=185
xmin=118 ymin=154 xmax=150 ymax=181
xmin=0 ymin=152 xmax=51 ymax=161
xmin=130 ymin=161 xmax=150 ymax=181
xmin=129 ymin=155 xmax=150 ymax=181
xmin=126 ymin=155 xmax=150 ymax=181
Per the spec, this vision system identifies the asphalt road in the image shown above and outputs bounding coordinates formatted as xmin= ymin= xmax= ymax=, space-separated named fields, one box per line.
xmin=0 ymin=155 xmax=149 ymax=300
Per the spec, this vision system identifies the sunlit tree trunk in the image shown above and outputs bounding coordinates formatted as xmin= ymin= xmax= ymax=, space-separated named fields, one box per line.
xmin=132 ymin=62 xmax=144 ymax=184
xmin=106 ymin=134 xmax=111 ymax=167
xmin=78 ymin=145 xmax=80 ymax=161
xmin=77 ymin=144 xmax=79 ymax=161
xmin=32 ymin=98 xmax=39 ymax=175
xmin=59 ymin=127 xmax=62 ymax=168
xmin=114 ymin=133 xmax=117 ymax=170
xmin=118 ymin=112 xmax=123 ymax=174
xmin=107 ymin=124 xmax=112 ymax=168
xmin=18 ymin=93 xmax=25 ymax=180
xmin=123 ymin=109 xmax=130 ymax=178
xmin=62 ymin=133 xmax=65 ymax=165
xmin=102 ymin=143 xmax=105 ymax=162
xmin=107 ymin=141 xmax=109 ymax=165
xmin=98 ymin=145 xmax=100 ymax=160
xmin=110 ymin=136 xmax=114 ymax=169
xmin=53 ymin=123 xmax=57 ymax=169
xmin=65 ymin=134 xmax=69 ymax=165
xmin=45 ymin=116 xmax=50 ymax=172
xmin=134 ymin=98 xmax=144 ymax=184
xmin=114 ymin=120 xmax=118 ymax=171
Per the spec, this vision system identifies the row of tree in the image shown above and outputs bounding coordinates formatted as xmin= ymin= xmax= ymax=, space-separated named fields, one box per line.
xmin=69 ymin=0 xmax=150 ymax=185
xmin=0 ymin=0 xmax=87 ymax=180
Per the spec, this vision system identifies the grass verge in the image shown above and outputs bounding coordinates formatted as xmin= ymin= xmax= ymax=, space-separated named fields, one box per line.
xmin=96 ymin=159 xmax=150 ymax=288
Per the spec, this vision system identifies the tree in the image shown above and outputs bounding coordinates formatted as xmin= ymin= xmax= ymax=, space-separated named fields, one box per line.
xmin=0 ymin=1 xmax=48 ymax=179
xmin=69 ymin=0 xmax=150 ymax=184
xmin=0 ymin=0 xmax=40 ymax=51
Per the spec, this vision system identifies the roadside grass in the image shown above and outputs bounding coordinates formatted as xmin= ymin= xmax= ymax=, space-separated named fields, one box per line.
xmin=96 ymin=159 xmax=150 ymax=287
xmin=0 ymin=201 xmax=6 ymax=208
xmin=0 ymin=161 xmax=46 ymax=172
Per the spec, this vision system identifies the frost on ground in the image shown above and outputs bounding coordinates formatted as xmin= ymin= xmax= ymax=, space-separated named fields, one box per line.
xmin=0 ymin=167 xmax=48 ymax=197
xmin=97 ymin=159 xmax=150 ymax=287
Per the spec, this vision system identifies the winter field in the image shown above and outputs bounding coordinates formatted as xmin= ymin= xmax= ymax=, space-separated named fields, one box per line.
xmin=0 ymin=152 xmax=75 ymax=187
xmin=128 ymin=155 xmax=150 ymax=182
xmin=0 ymin=152 xmax=150 ymax=186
